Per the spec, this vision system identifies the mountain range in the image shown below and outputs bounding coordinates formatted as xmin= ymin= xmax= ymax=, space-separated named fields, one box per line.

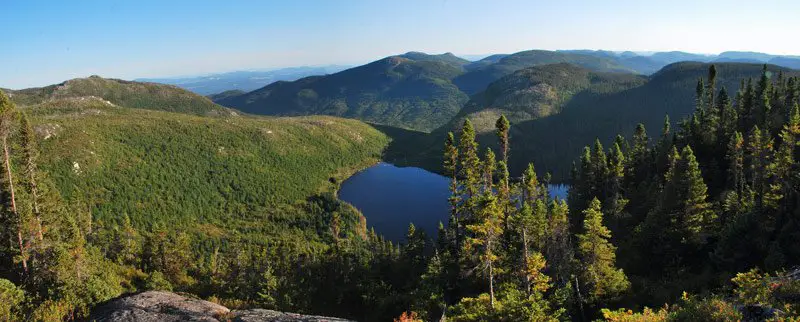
xmin=206 ymin=49 xmax=799 ymax=132
xmin=136 ymin=65 xmax=350 ymax=95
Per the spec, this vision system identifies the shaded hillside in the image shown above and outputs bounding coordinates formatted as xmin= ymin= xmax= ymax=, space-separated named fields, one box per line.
xmin=216 ymin=52 xmax=470 ymax=131
xmin=398 ymin=63 xmax=799 ymax=182
xmin=207 ymin=89 xmax=245 ymax=101
xmin=6 ymin=75 xmax=231 ymax=115
xmin=452 ymin=50 xmax=636 ymax=95
xmin=506 ymin=62 xmax=800 ymax=180
xmin=464 ymin=54 xmax=510 ymax=71
xmin=448 ymin=63 xmax=646 ymax=133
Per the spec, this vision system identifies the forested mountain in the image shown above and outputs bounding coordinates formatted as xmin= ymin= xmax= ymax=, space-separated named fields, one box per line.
xmin=417 ymin=63 xmax=800 ymax=320
xmin=215 ymin=52 xmax=470 ymax=131
xmin=452 ymin=50 xmax=636 ymax=95
xmin=503 ymin=63 xmax=800 ymax=179
xmin=0 ymin=85 xmax=419 ymax=320
xmin=447 ymin=63 xmax=646 ymax=133
xmin=395 ymin=63 xmax=800 ymax=182
xmin=560 ymin=50 xmax=800 ymax=76
xmin=136 ymin=66 xmax=350 ymax=95
xmin=5 ymin=75 xmax=232 ymax=115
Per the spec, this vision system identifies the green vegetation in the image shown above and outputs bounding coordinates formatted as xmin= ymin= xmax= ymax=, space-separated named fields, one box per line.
xmin=207 ymin=89 xmax=245 ymax=101
xmin=216 ymin=52 xmax=471 ymax=132
xmin=27 ymin=100 xmax=388 ymax=231
xmin=402 ymin=63 xmax=800 ymax=182
xmin=4 ymin=60 xmax=800 ymax=321
xmin=453 ymin=50 xmax=637 ymax=95
xmin=6 ymin=75 xmax=230 ymax=115
xmin=448 ymin=63 xmax=646 ymax=133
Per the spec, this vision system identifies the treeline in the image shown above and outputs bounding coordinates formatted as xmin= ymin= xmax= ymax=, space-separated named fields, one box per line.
xmin=392 ymin=64 xmax=800 ymax=320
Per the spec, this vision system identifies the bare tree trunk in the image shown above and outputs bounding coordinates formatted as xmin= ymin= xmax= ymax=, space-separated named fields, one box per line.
xmin=29 ymin=170 xmax=42 ymax=241
xmin=522 ymin=229 xmax=531 ymax=295
xmin=4 ymin=137 xmax=26 ymax=272
xmin=574 ymin=275 xmax=586 ymax=322
xmin=488 ymin=240 xmax=495 ymax=309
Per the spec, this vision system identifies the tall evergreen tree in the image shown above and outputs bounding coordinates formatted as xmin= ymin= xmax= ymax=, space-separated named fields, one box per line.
xmin=459 ymin=120 xmax=481 ymax=220
xmin=482 ymin=149 xmax=496 ymax=191
xmin=576 ymin=198 xmax=629 ymax=304
xmin=495 ymin=115 xmax=510 ymax=164
xmin=727 ymin=131 xmax=746 ymax=199
xmin=19 ymin=112 xmax=42 ymax=241
xmin=0 ymin=91 xmax=25 ymax=272
xmin=464 ymin=189 xmax=504 ymax=309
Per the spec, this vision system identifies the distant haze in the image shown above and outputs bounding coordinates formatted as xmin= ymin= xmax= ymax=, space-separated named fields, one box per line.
xmin=3 ymin=0 xmax=800 ymax=88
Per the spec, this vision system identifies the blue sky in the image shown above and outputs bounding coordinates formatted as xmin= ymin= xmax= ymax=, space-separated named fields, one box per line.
xmin=2 ymin=0 xmax=799 ymax=89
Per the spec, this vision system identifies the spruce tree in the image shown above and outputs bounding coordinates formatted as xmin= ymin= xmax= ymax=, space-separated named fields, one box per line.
xmin=459 ymin=119 xmax=481 ymax=220
xmin=576 ymin=198 xmax=629 ymax=304
xmin=727 ymin=131 xmax=745 ymax=198
xmin=545 ymin=199 xmax=573 ymax=284
xmin=674 ymin=146 xmax=716 ymax=241
xmin=464 ymin=189 xmax=504 ymax=308
xmin=606 ymin=142 xmax=628 ymax=230
xmin=706 ymin=65 xmax=717 ymax=112
xmin=589 ymin=139 xmax=608 ymax=203
xmin=495 ymin=115 xmax=510 ymax=164
xmin=482 ymin=149 xmax=496 ymax=191
xmin=19 ymin=113 xmax=42 ymax=241
xmin=0 ymin=91 xmax=25 ymax=272
xmin=695 ymin=78 xmax=706 ymax=112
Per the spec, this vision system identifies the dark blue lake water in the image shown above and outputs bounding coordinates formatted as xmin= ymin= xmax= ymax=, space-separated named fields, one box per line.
xmin=338 ymin=163 xmax=569 ymax=242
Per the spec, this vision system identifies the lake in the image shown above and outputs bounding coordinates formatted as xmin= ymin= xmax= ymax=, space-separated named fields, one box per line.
xmin=338 ymin=162 xmax=569 ymax=242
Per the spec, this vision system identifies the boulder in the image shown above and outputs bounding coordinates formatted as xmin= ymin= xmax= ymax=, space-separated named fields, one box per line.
xmin=88 ymin=291 xmax=353 ymax=322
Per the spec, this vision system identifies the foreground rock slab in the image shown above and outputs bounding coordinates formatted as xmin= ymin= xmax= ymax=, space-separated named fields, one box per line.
xmin=88 ymin=291 xmax=353 ymax=322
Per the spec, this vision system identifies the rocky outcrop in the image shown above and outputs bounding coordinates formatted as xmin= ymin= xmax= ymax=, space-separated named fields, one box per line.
xmin=88 ymin=291 xmax=353 ymax=322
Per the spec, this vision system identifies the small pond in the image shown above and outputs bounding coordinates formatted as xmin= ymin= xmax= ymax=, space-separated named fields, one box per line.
xmin=338 ymin=162 xmax=569 ymax=242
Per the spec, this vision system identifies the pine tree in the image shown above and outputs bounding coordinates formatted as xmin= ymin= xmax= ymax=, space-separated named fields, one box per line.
xmin=545 ymin=199 xmax=573 ymax=284
xmin=756 ymin=65 xmax=773 ymax=131
xmin=706 ymin=65 xmax=717 ymax=112
xmin=19 ymin=112 xmax=42 ymax=241
xmin=0 ymin=91 xmax=25 ymax=272
xmin=695 ymin=78 xmax=706 ymax=112
xmin=747 ymin=126 xmax=773 ymax=207
xmin=663 ymin=146 xmax=715 ymax=244
xmin=591 ymin=139 xmax=608 ymax=201
xmin=464 ymin=190 xmax=504 ymax=308
xmin=718 ymin=86 xmax=737 ymax=144
xmin=495 ymin=115 xmax=510 ymax=164
xmin=742 ymin=79 xmax=756 ymax=130
xmin=459 ymin=119 xmax=481 ymax=220
xmin=576 ymin=198 xmax=629 ymax=304
xmin=678 ymin=146 xmax=716 ymax=239
xmin=786 ymin=77 xmax=799 ymax=109
xmin=605 ymin=142 xmax=628 ymax=230
xmin=522 ymin=163 xmax=540 ymax=205
xmin=482 ymin=149 xmax=496 ymax=191
xmin=727 ymin=131 xmax=745 ymax=198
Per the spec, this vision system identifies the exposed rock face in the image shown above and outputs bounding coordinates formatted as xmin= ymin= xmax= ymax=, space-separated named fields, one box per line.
xmin=88 ymin=291 xmax=353 ymax=322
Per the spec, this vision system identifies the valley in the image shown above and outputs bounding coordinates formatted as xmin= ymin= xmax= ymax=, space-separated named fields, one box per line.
xmin=3 ymin=36 xmax=800 ymax=322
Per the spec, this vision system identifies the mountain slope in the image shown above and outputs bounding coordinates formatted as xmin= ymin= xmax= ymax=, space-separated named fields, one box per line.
xmin=216 ymin=52 xmax=470 ymax=131
xmin=24 ymin=97 xmax=389 ymax=237
xmin=447 ymin=63 xmax=646 ymax=133
xmin=393 ymin=63 xmax=799 ymax=182
xmin=452 ymin=50 xmax=636 ymax=95
xmin=7 ymin=75 xmax=231 ymax=115
xmin=504 ymin=62 xmax=800 ymax=179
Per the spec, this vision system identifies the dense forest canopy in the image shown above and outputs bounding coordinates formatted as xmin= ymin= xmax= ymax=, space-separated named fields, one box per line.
xmin=2 ymin=62 xmax=800 ymax=321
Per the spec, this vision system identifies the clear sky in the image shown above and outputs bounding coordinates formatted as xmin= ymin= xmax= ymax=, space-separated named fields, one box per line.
xmin=2 ymin=0 xmax=799 ymax=89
